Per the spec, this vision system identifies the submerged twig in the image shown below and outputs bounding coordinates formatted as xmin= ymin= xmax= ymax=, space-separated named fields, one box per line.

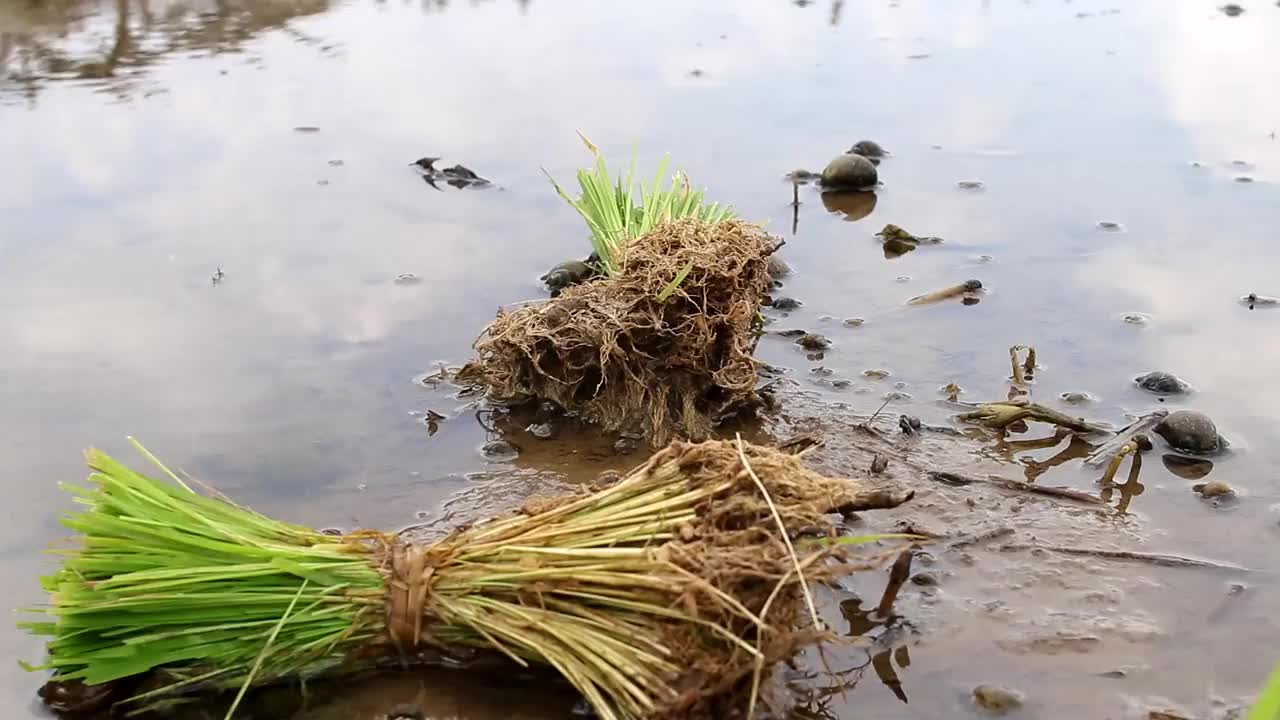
xmin=998 ymin=544 xmax=1248 ymax=572
xmin=926 ymin=470 xmax=1105 ymax=506
xmin=946 ymin=526 xmax=1015 ymax=550
xmin=958 ymin=400 xmax=1109 ymax=434
xmin=1084 ymin=411 xmax=1167 ymax=466
xmin=906 ymin=279 xmax=982 ymax=306
xmin=876 ymin=549 xmax=914 ymax=618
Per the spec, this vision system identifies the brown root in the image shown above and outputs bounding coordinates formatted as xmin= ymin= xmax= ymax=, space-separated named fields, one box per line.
xmin=458 ymin=218 xmax=779 ymax=446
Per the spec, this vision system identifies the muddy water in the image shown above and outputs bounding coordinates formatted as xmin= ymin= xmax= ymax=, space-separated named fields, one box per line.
xmin=3 ymin=0 xmax=1280 ymax=717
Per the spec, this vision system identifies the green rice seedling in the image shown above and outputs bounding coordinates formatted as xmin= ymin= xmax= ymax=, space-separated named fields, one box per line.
xmin=544 ymin=133 xmax=734 ymax=279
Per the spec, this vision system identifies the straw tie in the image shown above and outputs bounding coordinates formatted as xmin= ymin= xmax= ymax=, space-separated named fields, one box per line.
xmin=383 ymin=541 xmax=441 ymax=654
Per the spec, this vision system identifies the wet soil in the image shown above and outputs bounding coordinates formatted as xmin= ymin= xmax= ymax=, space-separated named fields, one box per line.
xmin=3 ymin=0 xmax=1280 ymax=718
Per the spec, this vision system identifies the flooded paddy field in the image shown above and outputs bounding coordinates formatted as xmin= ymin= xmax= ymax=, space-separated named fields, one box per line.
xmin=3 ymin=0 xmax=1280 ymax=718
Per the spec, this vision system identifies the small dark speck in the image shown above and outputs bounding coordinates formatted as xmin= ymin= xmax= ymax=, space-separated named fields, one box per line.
xmin=1220 ymin=3 xmax=1244 ymax=16
xmin=219 ymin=69 xmax=228 ymax=75
xmin=688 ymin=69 xmax=705 ymax=78
xmin=328 ymin=159 xmax=345 ymax=167
xmin=907 ymin=53 xmax=931 ymax=60
xmin=1235 ymin=175 xmax=1255 ymax=183
xmin=293 ymin=126 xmax=321 ymax=133
xmin=316 ymin=179 xmax=330 ymax=186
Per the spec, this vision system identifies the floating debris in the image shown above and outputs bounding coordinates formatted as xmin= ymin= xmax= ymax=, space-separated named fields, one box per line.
xmin=956 ymin=180 xmax=985 ymax=191
xmin=1220 ymin=3 xmax=1244 ymax=16
xmin=292 ymin=125 xmax=321 ymax=133
xmin=796 ymin=333 xmax=831 ymax=350
xmin=211 ymin=267 xmax=224 ymax=286
xmin=1242 ymin=292 xmax=1279 ymax=309
xmin=393 ymin=273 xmax=421 ymax=286
xmin=1193 ymin=480 xmax=1234 ymax=498
xmin=1120 ymin=312 xmax=1151 ymax=326
xmin=770 ymin=296 xmax=804 ymax=310
xmin=1234 ymin=175 xmax=1255 ymax=183
xmin=1097 ymin=221 xmax=1123 ymax=231
xmin=907 ymin=279 xmax=983 ymax=305
xmin=1059 ymin=391 xmax=1094 ymax=405
xmin=876 ymin=224 xmax=944 ymax=250
xmin=785 ymin=168 xmax=821 ymax=184
xmin=1009 ymin=345 xmax=1037 ymax=384
xmin=863 ymin=369 xmax=891 ymax=379
xmin=843 ymin=317 xmax=866 ymax=327
xmin=960 ymin=399 xmax=1109 ymax=433
xmin=411 ymin=157 xmax=491 ymax=189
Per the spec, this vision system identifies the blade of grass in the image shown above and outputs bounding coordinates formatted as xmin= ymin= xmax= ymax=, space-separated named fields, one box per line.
xmin=223 ymin=580 xmax=307 ymax=720
xmin=656 ymin=262 xmax=694 ymax=303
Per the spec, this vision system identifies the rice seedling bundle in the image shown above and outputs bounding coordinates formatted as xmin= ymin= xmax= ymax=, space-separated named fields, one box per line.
xmin=22 ymin=438 xmax=912 ymax=719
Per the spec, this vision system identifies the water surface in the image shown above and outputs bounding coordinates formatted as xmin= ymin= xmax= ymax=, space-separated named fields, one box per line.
xmin=3 ymin=0 xmax=1280 ymax=717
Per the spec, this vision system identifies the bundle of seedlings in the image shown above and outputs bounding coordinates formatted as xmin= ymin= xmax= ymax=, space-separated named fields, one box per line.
xmin=458 ymin=138 xmax=780 ymax=446
xmin=22 ymin=438 xmax=913 ymax=720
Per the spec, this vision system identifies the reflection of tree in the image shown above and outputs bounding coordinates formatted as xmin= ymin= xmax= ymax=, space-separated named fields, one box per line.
xmin=0 ymin=0 xmax=332 ymax=103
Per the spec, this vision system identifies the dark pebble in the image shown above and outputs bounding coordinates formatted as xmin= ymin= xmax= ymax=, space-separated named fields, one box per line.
xmin=613 ymin=437 xmax=640 ymax=455
xmin=1155 ymin=410 xmax=1221 ymax=454
xmin=870 ymin=454 xmax=889 ymax=474
xmin=1221 ymin=3 xmax=1244 ymax=15
xmin=1135 ymin=371 xmax=1189 ymax=395
xmin=771 ymin=297 xmax=803 ymax=310
xmin=796 ymin=333 xmax=831 ymax=350
xmin=910 ymin=572 xmax=939 ymax=586
xmin=820 ymin=153 xmax=878 ymax=190
xmin=767 ymin=255 xmax=792 ymax=279
xmin=481 ymin=439 xmax=520 ymax=460
xmin=849 ymin=139 xmax=887 ymax=158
